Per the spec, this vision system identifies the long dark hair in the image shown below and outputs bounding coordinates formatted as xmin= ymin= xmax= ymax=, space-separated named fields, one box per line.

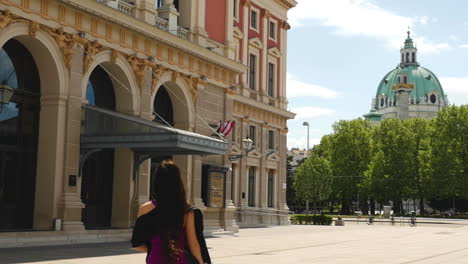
xmin=152 ymin=160 xmax=189 ymax=263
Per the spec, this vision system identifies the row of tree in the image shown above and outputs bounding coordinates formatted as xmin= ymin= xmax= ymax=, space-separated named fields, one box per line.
xmin=292 ymin=105 xmax=468 ymax=215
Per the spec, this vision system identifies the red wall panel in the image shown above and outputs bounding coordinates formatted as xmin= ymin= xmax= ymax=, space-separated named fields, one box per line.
xmin=205 ymin=0 xmax=227 ymax=44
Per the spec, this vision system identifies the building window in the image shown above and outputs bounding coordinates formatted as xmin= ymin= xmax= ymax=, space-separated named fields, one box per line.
xmin=249 ymin=54 xmax=256 ymax=90
xmin=267 ymin=170 xmax=274 ymax=208
xmin=248 ymin=166 xmax=256 ymax=207
xmin=412 ymin=52 xmax=415 ymax=63
xmin=269 ymin=21 xmax=276 ymax=39
xmin=231 ymin=164 xmax=236 ymax=202
xmin=250 ymin=10 xmax=258 ymax=29
xmin=155 ymin=0 xmax=163 ymax=8
xmin=430 ymin=94 xmax=436 ymax=104
xmin=249 ymin=125 xmax=256 ymax=142
xmin=268 ymin=63 xmax=274 ymax=97
xmin=233 ymin=0 xmax=238 ymax=20
xmin=401 ymin=53 xmax=404 ymax=63
xmin=397 ymin=76 xmax=401 ymax=83
xmin=406 ymin=52 xmax=409 ymax=63
xmin=268 ymin=130 xmax=274 ymax=150
xmin=231 ymin=124 xmax=236 ymax=143
xmin=403 ymin=76 xmax=407 ymax=84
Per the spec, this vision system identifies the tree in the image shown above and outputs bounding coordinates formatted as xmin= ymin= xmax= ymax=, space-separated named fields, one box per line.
xmin=367 ymin=118 xmax=414 ymax=214
xmin=293 ymin=153 xmax=332 ymax=214
xmin=329 ymin=119 xmax=373 ymax=214
xmin=430 ymin=105 xmax=468 ymax=210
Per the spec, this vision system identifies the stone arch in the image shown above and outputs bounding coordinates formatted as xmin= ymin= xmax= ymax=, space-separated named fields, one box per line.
xmin=151 ymin=71 xmax=195 ymax=130
xmin=0 ymin=22 xmax=68 ymax=230
xmin=0 ymin=22 xmax=68 ymax=96
xmin=81 ymin=50 xmax=140 ymax=115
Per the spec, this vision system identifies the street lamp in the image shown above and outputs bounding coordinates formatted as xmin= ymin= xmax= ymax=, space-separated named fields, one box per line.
xmin=0 ymin=81 xmax=15 ymax=113
xmin=303 ymin=121 xmax=310 ymax=214
xmin=228 ymin=137 xmax=255 ymax=161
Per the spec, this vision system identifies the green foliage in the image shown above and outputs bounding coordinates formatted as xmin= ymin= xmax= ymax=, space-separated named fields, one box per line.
xmin=290 ymin=214 xmax=333 ymax=225
xmin=293 ymin=153 xmax=332 ymax=204
xmin=430 ymin=105 xmax=468 ymax=200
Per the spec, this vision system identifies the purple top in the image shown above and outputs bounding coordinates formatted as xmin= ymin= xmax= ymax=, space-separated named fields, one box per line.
xmin=147 ymin=200 xmax=188 ymax=264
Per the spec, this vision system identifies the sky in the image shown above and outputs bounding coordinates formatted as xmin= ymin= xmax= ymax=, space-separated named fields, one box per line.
xmin=286 ymin=0 xmax=468 ymax=150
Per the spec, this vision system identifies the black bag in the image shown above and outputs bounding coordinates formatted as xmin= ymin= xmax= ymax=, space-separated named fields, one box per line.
xmin=185 ymin=249 xmax=198 ymax=264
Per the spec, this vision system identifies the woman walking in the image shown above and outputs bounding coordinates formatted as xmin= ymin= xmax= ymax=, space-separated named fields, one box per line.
xmin=131 ymin=160 xmax=211 ymax=264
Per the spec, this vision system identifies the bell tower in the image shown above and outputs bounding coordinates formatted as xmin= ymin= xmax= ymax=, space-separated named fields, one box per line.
xmin=400 ymin=30 xmax=418 ymax=66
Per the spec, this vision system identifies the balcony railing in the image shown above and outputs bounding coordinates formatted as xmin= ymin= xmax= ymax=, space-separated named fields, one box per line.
xmin=99 ymin=0 xmax=135 ymax=16
xmin=177 ymin=27 xmax=190 ymax=40
xmin=155 ymin=16 xmax=169 ymax=31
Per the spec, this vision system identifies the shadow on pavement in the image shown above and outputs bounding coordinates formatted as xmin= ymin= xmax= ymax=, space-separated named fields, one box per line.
xmin=0 ymin=242 xmax=140 ymax=264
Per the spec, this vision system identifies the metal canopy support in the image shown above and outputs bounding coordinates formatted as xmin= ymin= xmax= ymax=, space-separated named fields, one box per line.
xmin=79 ymin=148 xmax=102 ymax=177
xmin=133 ymin=152 xmax=152 ymax=181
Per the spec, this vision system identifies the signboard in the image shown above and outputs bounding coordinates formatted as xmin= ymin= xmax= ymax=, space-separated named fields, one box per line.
xmin=209 ymin=172 xmax=225 ymax=208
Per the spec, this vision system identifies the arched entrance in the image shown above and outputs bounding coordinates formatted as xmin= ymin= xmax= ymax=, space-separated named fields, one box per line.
xmin=0 ymin=39 xmax=41 ymax=231
xmin=150 ymin=85 xmax=174 ymax=198
xmin=81 ymin=65 xmax=116 ymax=229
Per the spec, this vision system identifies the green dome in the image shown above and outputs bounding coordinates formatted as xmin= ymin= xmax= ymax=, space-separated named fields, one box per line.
xmin=375 ymin=65 xmax=446 ymax=109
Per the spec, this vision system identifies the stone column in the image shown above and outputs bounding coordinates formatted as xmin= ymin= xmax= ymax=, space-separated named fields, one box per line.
xmin=55 ymin=45 xmax=85 ymax=231
xmin=396 ymin=87 xmax=412 ymax=120
xmin=259 ymin=124 xmax=268 ymax=209
xmin=111 ymin=148 xmax=135 ymax=228
xmin=191 ymin=155 xmax=206 ymax=209
xmin=241 ymin=1 xmax=251 ymax=87
xmin=239 ymin=117 xmax=249 ymax=207
xmin=261 ymin=11 xmax=270 ymax=96
xmin=224 ymin=0 xmax=236 ymax=59
xmin=134 ymin=0 xmax=157 ymax=25
xmin=179 ymin=0 xmax=208 ymax=45
xmin=158 ymin=0 xmax=180 ymax=34
xmin=279 ymin=22 xmax=289 ymax=110
xmin=278 ymin=129 xmax=288 ymax=211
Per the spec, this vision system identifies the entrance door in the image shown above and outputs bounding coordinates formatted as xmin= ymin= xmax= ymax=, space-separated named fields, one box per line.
xmin=81 ymin=65 xmax=116 ymax=229
xmin=0 ymin=40 xmax=41 ymax=231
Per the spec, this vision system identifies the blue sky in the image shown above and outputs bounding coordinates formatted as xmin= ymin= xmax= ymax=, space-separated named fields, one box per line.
xmin=286 ymin=0 xmax=468 ymax=149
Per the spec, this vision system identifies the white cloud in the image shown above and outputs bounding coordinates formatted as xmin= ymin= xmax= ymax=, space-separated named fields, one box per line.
xmin=289 ymin=0 xmax=449 ymax=54
xmin=439 ymin=77 xmax=468 ymax=105
xmin=290 ymin=106 xmax=336 ymax=119
xmin=287 ymin=73 xmax=339 ymax=99
xmin=459 ymin=44 xmax=468 ymax=49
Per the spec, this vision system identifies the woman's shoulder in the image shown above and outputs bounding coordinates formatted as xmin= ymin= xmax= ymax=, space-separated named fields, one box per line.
xmin=137 ymin=201 xmax=156 ymax=217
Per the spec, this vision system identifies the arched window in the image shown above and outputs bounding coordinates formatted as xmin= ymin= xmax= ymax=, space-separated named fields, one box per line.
xmin=380 ymin=98 xmax=384 ymax=107
xmin=397 ymin=76 xmax=401 ymax=83
xmin=403 ymin=76 xmax=407 ymax=84
xmin=401 ymin=53 xmax=404 ymax=63
xmin=153 ymin=86 xmax=174 ymax=126
xmin=412 ymin=52 xmax=415 ymax=63
xmin=430 ymin=94 xmax=436 ymax=104
xmin=406 ymin=52 xmax=409 ymax=63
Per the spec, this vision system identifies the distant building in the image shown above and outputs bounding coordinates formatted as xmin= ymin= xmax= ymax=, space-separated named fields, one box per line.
xmin=364 ymin=31 xmax=448 ymax=122
xmin=287 ymin=148 xmax=309 ymax=167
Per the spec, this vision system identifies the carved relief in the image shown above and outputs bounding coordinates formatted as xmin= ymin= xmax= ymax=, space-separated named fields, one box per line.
xmin=83 ymin=40 xmax=105 ymax=73
xmin=111 ymin=49 xmax=120 ymax=63
xmin=29 ymin=20 xmax=39 ymax=37
xmin=45 ymin=27 xmax=76 ymax=70
xmin=0 ymin=10 xmax=15 ymax=30
xmin=127 ymin=55 xmax=148 ymax=88
xmin=151 ymin=64 xmax=168 ymax=94
xmin=181 ymin=74 xmax=200 ymax=104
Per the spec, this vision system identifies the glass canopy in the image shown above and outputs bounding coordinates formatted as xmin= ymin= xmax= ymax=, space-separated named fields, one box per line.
xmin=80 ymin=105 xmax=227 ymax=156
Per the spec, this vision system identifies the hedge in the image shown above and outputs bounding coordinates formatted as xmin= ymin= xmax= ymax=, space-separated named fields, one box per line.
xmin=290 ymin=214 xmax=333 ymax=225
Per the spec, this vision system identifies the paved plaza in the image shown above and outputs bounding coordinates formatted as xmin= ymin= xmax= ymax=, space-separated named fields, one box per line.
xmin=1 ymin=223 xmax=468 ymax=264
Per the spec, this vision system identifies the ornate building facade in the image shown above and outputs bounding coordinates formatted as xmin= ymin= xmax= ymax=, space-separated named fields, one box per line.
xmin=0 ymin=0 xmax=296 ymax=246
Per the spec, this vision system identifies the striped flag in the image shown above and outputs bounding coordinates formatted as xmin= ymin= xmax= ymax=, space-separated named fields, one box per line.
xmin=214 ymin=120 xmax=235 ymax=136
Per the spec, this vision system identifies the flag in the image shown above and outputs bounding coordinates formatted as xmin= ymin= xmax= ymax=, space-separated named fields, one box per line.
xmin=214 ymin=120 xmax=235 ymax=136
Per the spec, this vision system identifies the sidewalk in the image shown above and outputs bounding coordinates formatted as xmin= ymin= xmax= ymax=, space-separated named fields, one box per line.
xmin=1 ymin=224 xmax=468 ymax=264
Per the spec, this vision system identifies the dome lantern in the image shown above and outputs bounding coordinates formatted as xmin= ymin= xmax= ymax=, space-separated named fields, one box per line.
xmin=400 ymin=29 xmax=418 ymax=66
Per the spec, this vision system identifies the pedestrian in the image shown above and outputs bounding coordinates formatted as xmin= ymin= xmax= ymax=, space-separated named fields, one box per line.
xmin=131 ymin=160 xmax=211 ymax=264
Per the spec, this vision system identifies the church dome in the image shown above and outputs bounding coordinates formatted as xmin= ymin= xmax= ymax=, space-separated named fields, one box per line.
xmin=375 ymin=65 xmax=446 ymax=108
xmin=374 ymin=31 xmax=448 ymax=110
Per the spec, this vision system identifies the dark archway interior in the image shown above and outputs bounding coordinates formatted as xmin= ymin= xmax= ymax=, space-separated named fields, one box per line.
xmin=0 ymin=39 xmax=41 ymax=231
xmin=81 ymin=65 xmax=116 ymax=229
xmin=150 ymin=86 xmax=174 ymax=198
xmin=153 ymin=86 xmax=174 ymax=126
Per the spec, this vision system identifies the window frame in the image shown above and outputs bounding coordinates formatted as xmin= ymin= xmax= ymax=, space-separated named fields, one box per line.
xmin=268 ymin=130 xmax=274 ymax=150
xmin=268 ymin=19 xmax=277 ymax=41
xmin=267 ymin=62 xmax=275 ymax=97
xmin=250 ymin=8 xmax=259 ymax=31
xmin=267 ymin=170 xmax=274 ymax=208
xmin=248 ymin=166 xmax=256 ymax=207
xmin=233 ymin=0 xmax=239 ymax=21
xmin=249 ymin=53 xmax=257 ymax=90
xmin=249 ymin=125 xmax=256 ymax=142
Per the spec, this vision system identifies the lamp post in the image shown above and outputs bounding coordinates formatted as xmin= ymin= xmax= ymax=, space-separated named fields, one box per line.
xmin=0 ymin=81 xmax=15 ymax=112
xmin=228 ymin=137 xmax=255 ymax=161
xmin=303 ymin=121 xmax=310 ymax=214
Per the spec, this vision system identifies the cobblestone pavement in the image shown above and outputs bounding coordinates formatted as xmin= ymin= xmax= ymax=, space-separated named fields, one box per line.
xmin=1 ymin=223 xmax=468 ymax=264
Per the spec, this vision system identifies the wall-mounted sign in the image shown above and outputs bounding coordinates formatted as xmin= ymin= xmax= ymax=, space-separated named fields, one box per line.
xmin=202 ymin=165 xmax=228 ymax=208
